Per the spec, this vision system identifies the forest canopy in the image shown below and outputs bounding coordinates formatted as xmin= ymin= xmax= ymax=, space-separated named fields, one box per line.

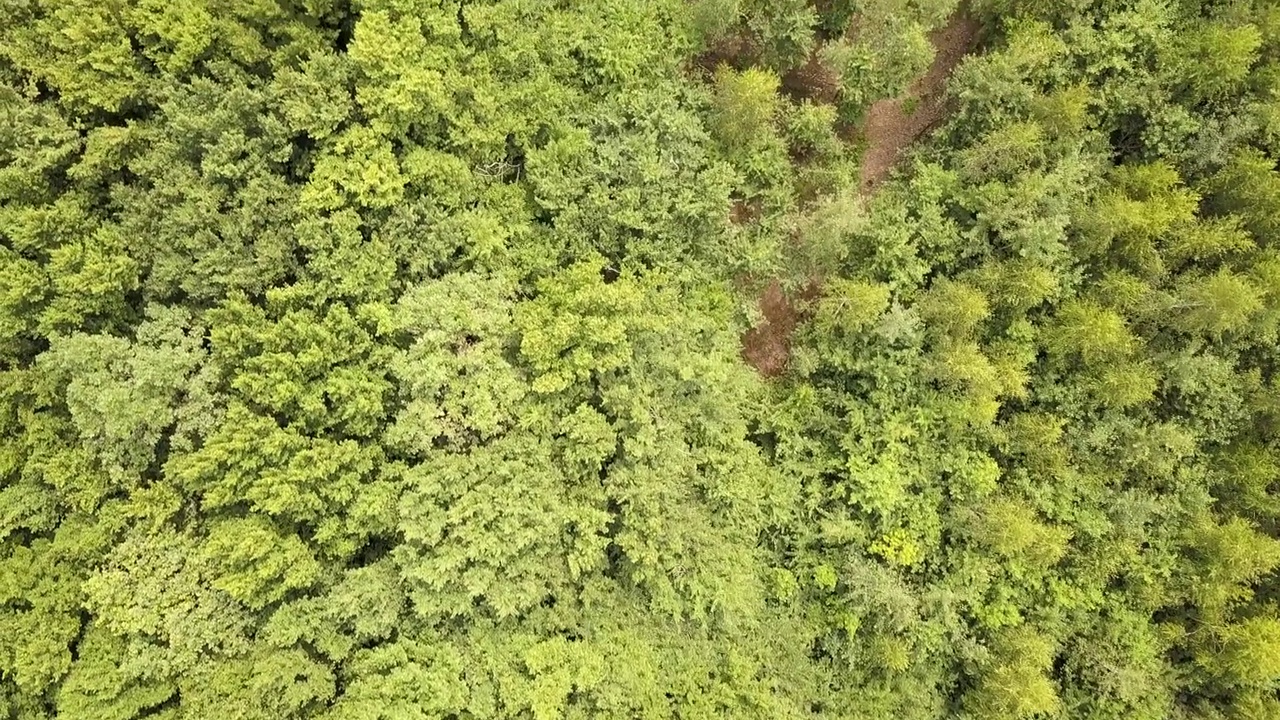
xmin=3 ymin=0 xmax=1280 ymax=718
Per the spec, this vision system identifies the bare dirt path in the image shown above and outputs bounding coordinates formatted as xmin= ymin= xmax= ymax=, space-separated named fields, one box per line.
xmin=857 ymin=13 xmax=981 ymax=193
xmin=741 ymin=11 xmax=980 ymax=377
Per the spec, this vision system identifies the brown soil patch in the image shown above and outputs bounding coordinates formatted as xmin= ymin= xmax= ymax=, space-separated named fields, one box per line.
xmin=692 ymin=28 xmax=761 ymax=74
xmin=857 ymin=13 xmax=981 ymax=194
xmin=740 ymin=280 xmax=820 ymax=377
xmin=729 ymin=197 xmax=762 ymax=225
xmin=781 ymin=51 xmax=842 ymax=105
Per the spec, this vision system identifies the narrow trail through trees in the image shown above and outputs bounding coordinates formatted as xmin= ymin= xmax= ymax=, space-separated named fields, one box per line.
xmin=741 ymin=11 xmax=981 ymax=377
xmin=857 ymin=14 xmax=981 ymax=193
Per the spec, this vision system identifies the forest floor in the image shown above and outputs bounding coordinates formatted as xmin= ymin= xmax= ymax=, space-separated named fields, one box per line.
xmin=741 ymin=11 xmax=981 ymax=377
xmin=741 ymin=279 xmax=814 ymax=377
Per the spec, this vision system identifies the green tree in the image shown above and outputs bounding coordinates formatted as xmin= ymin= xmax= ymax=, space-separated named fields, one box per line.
xmin=1182 ymin=515 xmax=1280 ymax=619
xmin=965 ymin=498 xmax=1073 ymax=569
xmin=1162 ymin=21 xmax=1263 ymax=105
xmin=1207 ymin=615 xmax=1280 ymax=688
xmin=917 ymin=279 xmax=990 ymax=340
xmin=1043 ymin=299 xmax=1139 ymax=366
xmin=1208 ymin=147 xmax=1280 ymax=246
xmin=1172 ymin=270 xmax=1264 ymax=337
xmin=964 ymin=627 xmax=1061 ymax=720
xmin=709 ymin=65 xmax=782 ymax=155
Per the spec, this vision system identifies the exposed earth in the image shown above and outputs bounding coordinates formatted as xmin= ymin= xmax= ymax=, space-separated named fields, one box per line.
xmin=857 ymin=14 xmax=982 ymax=193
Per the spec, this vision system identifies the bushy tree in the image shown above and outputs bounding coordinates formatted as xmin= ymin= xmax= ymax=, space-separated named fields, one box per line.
xmin=709 ymin=65 xmax=783 ymax=155
xmin=963 ymin=627 xmax=1061 ymax=720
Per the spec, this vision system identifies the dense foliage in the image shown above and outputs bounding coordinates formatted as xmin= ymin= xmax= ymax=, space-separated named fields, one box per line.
xmin=2 ymin=0 xmax=1280 ymax=718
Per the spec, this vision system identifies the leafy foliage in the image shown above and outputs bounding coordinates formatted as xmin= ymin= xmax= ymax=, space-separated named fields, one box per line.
xmin=3 ymin=0 xmax=1280 ymax=718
